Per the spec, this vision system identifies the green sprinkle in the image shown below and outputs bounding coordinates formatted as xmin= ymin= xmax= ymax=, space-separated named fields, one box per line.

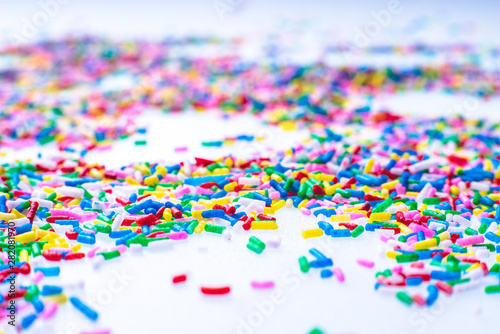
xmin=351 ymin=225 xmax=364 ymax=238
xmin=249 ymin=236 xmax=265 ymax=249
xmin=396 ymin=291 xmax=413 ymax=305
xmin=204 ymin=224 xmax=225 ymax=234
xmin=396 ymin=254 xmax=419 ymax=263
xmin=247 ymin=242 xmax=264 ymax=254
xmin=485 ymin=285 xmax=500 ymax=294
xmin=423 ymin=197 xmax=441 ymax=205
xmin=97 ymin=250 xmax=121 ymax=260
xmin=299 ymin=256 xmax=310 ymax=273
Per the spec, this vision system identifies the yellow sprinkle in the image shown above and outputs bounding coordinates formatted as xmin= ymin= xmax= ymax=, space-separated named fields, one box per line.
xmin=67 ymin=198 xmax=81 ymax=206
xmin=437 ymin=231 xmax=450 ymax=241
xmin=390 ymin=153 xmax=400 ymax=161
xmin=15 ymin=231 xmax=37 ymax=244
xmin=224 ymin=181 xmax=238 ymax=192
xmin=134 ymin=164 xmax=151 ymax=176
xmin=11 ymin=209 xmax=25 ymax=219
xmin=397 ymin=223 xmax=413 ymax=235
xmin=252 ymin=221 xmax=279 ymax=230
xmin=0 ymin=212 xmax=15 ymax=221
xmin=270 ymin=174 xmax=282 ymax=183
xmin=489 ymin=193 xmax=500 ymax=201
xmin=298 ymin=199 xmax=309 ymax=210
xmin=89 ymin=168 xmax=103 ymax=179
xmin=42 ymin=186 xmax=56 ymax=193
xmin=414 ymin=239 xmax=438 ymax=250
xmin=325 ymin=183 xmax=342 ymax=196
xmin=466 ymin=263 xmax=480 ymax=272
xmin=382 ymin=180 xmax=399 ymax=190
xmin=271 ymin=200 xmax=286 ymax=212
xmin=473 ymin=208 xmax=483 ymax=215
xmin=369 ymin=212 xmax=391 ymax=221
xmin=19 ymin=249 xmax=29 ymax=263
xmin=191 ymin=210 xmax=202 ymax=220
xmin=44 ymin=293 xmax=68 ymax=304
xmin=285 ymin=198 xmax=294 ymax=208
xmin=302 ymin=228 xmax=324 ymax=239
xmin=484 ymin=159 xmax=493 ymax=171
xmin=263 ymin=207 xmax=275 ymax=215
xmin=155 ymin=166 xmax=167 ymax=176
xmin=143 ymin=191 xmax=165 ymax=199
xmin=211 ymin=197 xmax=232 ymax=205
xmin=118 ymin=226 xmax=141 ymax=231
xmin=386 ymin=250 xmax=401 ymax=259
xmin=144 ymin=175 xmax=160 ymax=186
xmin=279 ymin=120 xmax=297 ymax=131
xmin=125 ymin=176 xmax=140 ymax=185
xmin=363 ymin=159 xmax=374 ymax=173
xmin=309 ymin=173 xmax=336 ymax=182
xmin=212 ymin=168 xmax=230 ymax=175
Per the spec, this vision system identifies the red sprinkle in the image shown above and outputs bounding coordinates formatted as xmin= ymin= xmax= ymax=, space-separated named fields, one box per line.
xmin=435 ymin=281 xmax=453 ymax=295
xmin=136 ymin=213 xmax=159 ymax=226
xmin=413 ymin=294 xmax=427 ymax=306
xmin=172 ymin=274 xmax=187 ymax=284
xmin=65 ymin=252 xmax=86 ymax=260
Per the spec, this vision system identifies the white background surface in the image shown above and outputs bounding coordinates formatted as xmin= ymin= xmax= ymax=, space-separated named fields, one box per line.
xmin=2 ymin=99 xmax=500 ymax=334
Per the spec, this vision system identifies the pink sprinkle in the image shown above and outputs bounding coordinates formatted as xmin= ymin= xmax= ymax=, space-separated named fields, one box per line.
xmin=300 ymin=208 xmax=311 ymax=216
xmin=251 ymin=281 xmax=275 ymax=289
xmin=95 ymin=144 xmax=112 ymax=151
xmin=174 ymin=146 xmax=188 ymax=152
xmin=40 ymin=302 xmax=58 ymax=319
xmin=32 ymin=271 xmax=44 ymax=284
xmin=333 ymin=268 xmax=345 ymax=282
xmin=17 ymin=302 xmax=32 ymax=312
xmin=392 ymin=265 xmax=403 ymax=274
xmin=50 ymin=209 xmax=83 ymax=221
xmin=456 ymin=235 xmax=484 ymax=247
xmin=160 ymin=231 xmax=188 ymax=240
xmin=357 ymin=258 xmax=374 ymax=269
xmin=395 ymin=183 xmax=406 ymax=195
xmin=174 ymin=217 xmax=196 ymax=222
xmin=162 ymin=175 xmax=179 ymax=182
xmin=268 ymin=191 xmax=280 ymax=200
xmin=349 ymin=212 xmax=365 ymax=219
xmin=409 ymin=223 xmax=435 ymax=238
xmin=0 ymin=253 xmax=9 ymax=264
xmin=88 ymin=247 xmax=101 ymax=258
xmin=380 ymin=234 xmax=394 ymax=243
xmin=305 ymin=198 xmax=317 ymax=207
xmin=112 ymin=245 xmax=127 ymax=254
